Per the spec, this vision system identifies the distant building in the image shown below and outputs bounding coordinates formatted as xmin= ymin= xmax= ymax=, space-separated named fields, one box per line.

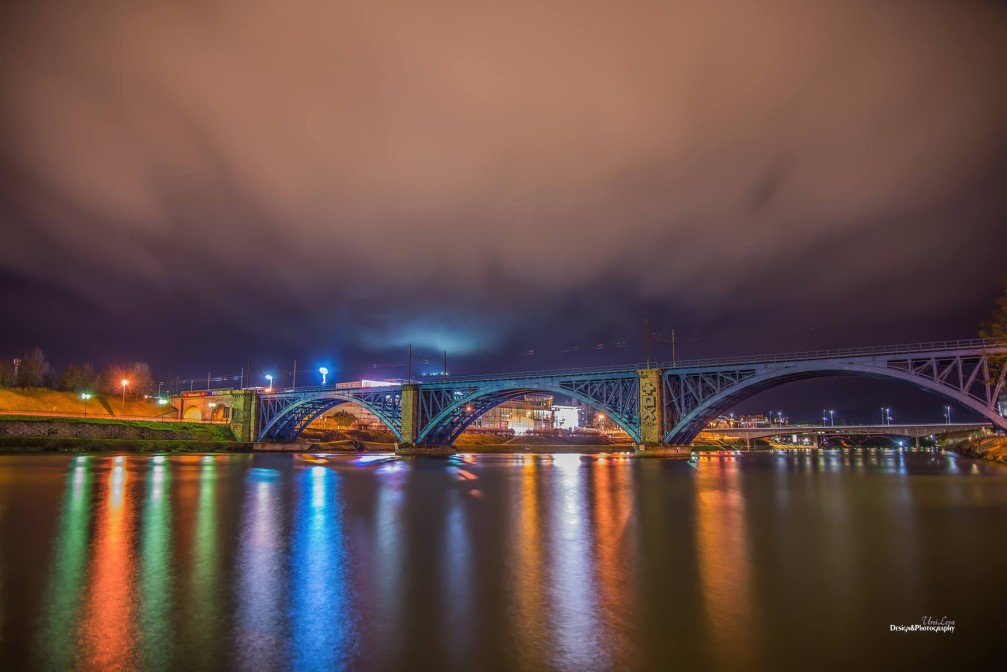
xmin=552 ymin=405 xmax=580 ymax=429
xmin=472 ymin=394 xmax=554 ymax=434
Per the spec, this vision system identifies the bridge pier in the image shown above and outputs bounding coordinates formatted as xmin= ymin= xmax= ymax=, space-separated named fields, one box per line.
xmin=229 ymin=389 xmax=258 ymax=442
xmin=394 ymin=384 xmax=455 ymax=455
xmin=635 ymin=368 xmax=692 ymax=458
xmin=635 ymin=445 xmax=693 ymax=459
xmin=395 ymin=444 xmax=455 ymax=456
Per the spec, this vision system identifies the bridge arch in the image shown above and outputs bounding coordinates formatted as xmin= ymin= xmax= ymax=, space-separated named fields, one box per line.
xmin=417 ymin=382 xmax=641 ymax=445
xmin=665 ymin=362 xmax=1007 ymax=445
xmin=258 ymin=393 xmax=402 ymax=442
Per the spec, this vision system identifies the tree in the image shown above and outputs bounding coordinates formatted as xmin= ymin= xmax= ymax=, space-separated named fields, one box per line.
xmin=979 ymin=279 xmax=1007 ymax=343
xmin=0 ymin=359 xmax=14 ymax=388
xmin=330 ymin=409 xmax=357 ymax=428
xmin=60 ymin=363 xmax=97 ymax=393
xmin=18 ymin=347 xmax=51 ymax=388
xmin=101 ymin=362 xmax=155 ymax=399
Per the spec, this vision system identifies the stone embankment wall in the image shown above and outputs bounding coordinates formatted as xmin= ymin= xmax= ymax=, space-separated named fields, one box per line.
xmin=0 ymin=418 xmax=235 ymax=441
xmin=946 ymin=435 xmax=1007 ymax=465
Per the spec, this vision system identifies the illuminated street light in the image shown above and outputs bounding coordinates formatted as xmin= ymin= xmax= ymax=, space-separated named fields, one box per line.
xmin=319 ymin=367 xmax=328 ymax=386
xmin=829 ymin=409 xmax=835 ymax=427
xmin=121 ymin=379 xmax=129 ymax=410
xmin=81 ymin=392 xmax=92 ymax=418
xmin=208 ymin=402 xmax=217 ymax=423
xmin=944 ymin=405 xmax=951 ymax=424
xmin=265 ymin=374 xmax=273 ymax=392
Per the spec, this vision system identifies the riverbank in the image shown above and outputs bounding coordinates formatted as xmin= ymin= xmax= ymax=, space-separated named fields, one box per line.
xmin=0 ymin=414 xmax=242 ymax=453
xmin=0 ymin=437 xmax=251 ymax=452
xmin=944 ymin=434 xmax=1007 ymax=465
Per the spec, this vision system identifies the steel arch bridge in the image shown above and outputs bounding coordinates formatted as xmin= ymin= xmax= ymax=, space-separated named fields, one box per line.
xmin=255 ymin=339 xmax=1007 ymax=448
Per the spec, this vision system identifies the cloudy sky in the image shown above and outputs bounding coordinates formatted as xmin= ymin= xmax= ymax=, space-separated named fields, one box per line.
xmin=1 ymin=0 xmax=1005 ymax=415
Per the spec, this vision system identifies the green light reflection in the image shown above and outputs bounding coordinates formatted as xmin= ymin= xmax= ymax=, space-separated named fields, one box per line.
xmin=37 ymin=456 xmax=93 ymax=669
xmin=140 ymin=459 xmax=173 ymax=669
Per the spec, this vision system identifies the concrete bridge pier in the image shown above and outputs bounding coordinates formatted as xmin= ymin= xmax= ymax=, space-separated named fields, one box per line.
xmin=634 ymin=368 xmax=692 ymax=459
xmin=394 ymin=383 xmax=455 ymax=456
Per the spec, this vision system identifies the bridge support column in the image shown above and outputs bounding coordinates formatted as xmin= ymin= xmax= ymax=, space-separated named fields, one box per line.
xmin=228 ymin=389 xmax=258 ymax=443
xmin=394 ymin=384 xmax=453 ymax=455
xmin=634 ymin=368 xmax=690 ymax=459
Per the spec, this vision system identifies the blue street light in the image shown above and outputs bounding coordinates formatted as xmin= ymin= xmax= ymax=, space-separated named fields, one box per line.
xmin=319 ymin=367 xmax=328 ymax=386
xmin=265 ymin=374 xmax=273 ymax=392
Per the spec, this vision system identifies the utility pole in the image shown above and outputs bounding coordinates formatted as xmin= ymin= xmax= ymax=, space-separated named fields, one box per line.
xmin=645 ymin=318 xmax=651 ymax=368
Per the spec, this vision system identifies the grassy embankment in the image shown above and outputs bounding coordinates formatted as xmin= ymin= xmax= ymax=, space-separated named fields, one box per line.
xmin=0 ymin=388 xmax=175 ymax=419
xmin=0 ymin=389 xmax=247 ymax=452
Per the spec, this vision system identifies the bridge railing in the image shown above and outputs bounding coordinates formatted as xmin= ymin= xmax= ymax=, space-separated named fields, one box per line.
xmin=657 ymin=338 xmax=1004 ymax=370
xmin=228 ymin=338 xmax=1007 ymax=396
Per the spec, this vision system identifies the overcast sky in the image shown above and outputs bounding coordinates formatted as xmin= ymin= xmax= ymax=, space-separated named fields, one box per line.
xmin=1 ymin=1 xmax=1005 ymax=418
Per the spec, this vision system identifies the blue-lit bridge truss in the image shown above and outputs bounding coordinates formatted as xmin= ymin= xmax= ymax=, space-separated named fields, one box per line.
xmin=257 ymin=339 xmax=1007 ymax=445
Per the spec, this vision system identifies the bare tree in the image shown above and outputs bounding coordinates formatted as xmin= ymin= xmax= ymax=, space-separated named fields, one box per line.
xmin=0 ymin=359 xmax=14 ymax=388
xmin=60 ymin=363 xmax=97 ymax=393
xmin=18 ymin=347 xmax=51 ymax=388
xmin=102 ymin=362 xmax=155 ymax=399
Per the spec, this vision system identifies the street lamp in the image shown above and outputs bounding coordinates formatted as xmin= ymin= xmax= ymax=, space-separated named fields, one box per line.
xmin=319 ymin=367 xmax=328 ymax=386
xmin=121 ymin=379 xmax=129 ymax=410
xmin=886 ymin=409 xmax=893 ymax=426
xmin=208 ymin=402 xmax=217 ymax=423
xmin=81 ymin=392 xmax=92 ymax=418
xmin=265 ymin=374 xmax=273 ymax=392
xmin=829 ymin=409 xmax=835 ymax=427
xmin=944 ymin=405 xmax=951 ymax=424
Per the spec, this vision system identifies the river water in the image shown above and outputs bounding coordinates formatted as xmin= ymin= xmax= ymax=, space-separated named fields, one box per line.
xmin=0 ymin=450 xmax=1005 ymax=671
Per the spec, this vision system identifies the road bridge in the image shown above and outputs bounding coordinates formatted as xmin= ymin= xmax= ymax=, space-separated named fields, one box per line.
xmin=251 ymin=338 xmax=1007 ymax=457
xmin=701 ymin=422 xmax=988 ymax=448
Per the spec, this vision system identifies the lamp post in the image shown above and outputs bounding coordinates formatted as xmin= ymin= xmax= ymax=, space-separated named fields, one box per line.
xmin=829 ymin=409 xmax=835 ymax=427
xmin=208 ymin=402 xmax=217 ymax=423
xmin=944 ymin=405 xmax=951 ymax=424
xmin=265 ymin=374 xmax=273 ymax=392
xmin=81 ymin=393 xmax=91 ymax=418
xmin=319 ymin=367 xmax=328 ymax=386
xmin=121 ymin=379 xmax=129 ymax=411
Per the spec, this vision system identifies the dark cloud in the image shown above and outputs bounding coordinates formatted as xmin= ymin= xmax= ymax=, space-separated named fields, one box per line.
xmin=1 ymin=0 xmax=1006 ymax=405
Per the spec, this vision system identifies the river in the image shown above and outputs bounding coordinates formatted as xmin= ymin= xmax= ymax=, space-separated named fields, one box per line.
xmin=0 ymin=450 xmax=1004 ymax=670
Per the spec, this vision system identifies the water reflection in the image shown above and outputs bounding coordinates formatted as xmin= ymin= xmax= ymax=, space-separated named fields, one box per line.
xmin=695 ymin=457 xmax=756 ymax=670
xmin=4 ymin=451 xmax=1006 ymax=671
xmin=82 ymin=457 xmax=137 ymax=670
xmin=548 ymin=454 xmax=605 ymax=670
xmin=235 ymin=467 xmax=287 ymax=668
xmin=290 ymin=465 xmax=353 ymax=669
xmin=38 ymin=456 xmax=93 ymax=669
xmin=140 ymin=459 xmax=173 ymax=669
